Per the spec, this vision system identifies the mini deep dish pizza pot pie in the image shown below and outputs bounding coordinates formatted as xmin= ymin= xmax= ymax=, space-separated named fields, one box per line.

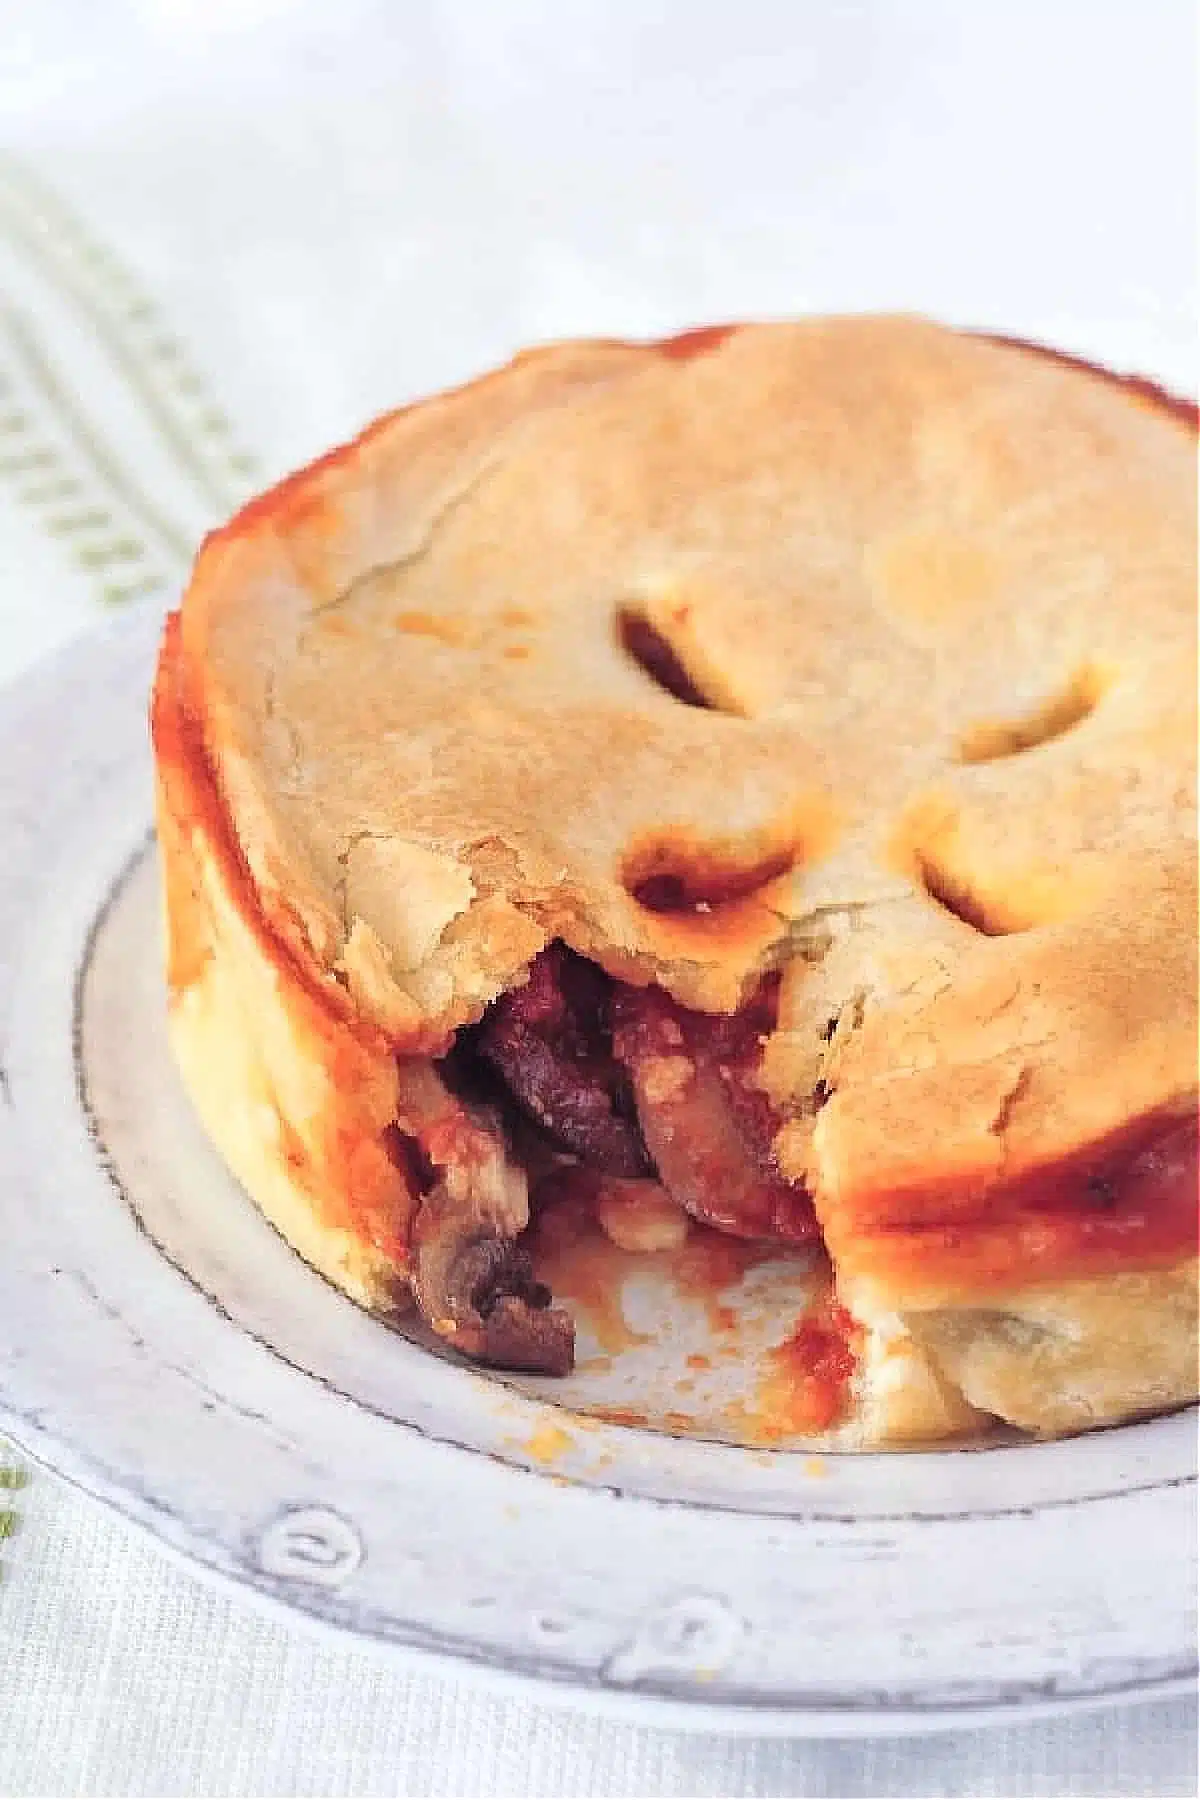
xmin=151 ymin=316 xmax=1199 ymax=1450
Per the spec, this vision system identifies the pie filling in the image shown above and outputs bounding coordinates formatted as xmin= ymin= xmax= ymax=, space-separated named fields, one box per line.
xmin=390 ymin=942 xmax=1198 ymax=1405
xmin=396 ymin=944 xmax=820 ymax=1380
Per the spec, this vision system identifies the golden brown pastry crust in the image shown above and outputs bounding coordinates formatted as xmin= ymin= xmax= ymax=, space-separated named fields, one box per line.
xmin=155 ymin=317 xmax=1198 ymax=1445
xmin=152 ymin=616 xmax=413 ymax=1310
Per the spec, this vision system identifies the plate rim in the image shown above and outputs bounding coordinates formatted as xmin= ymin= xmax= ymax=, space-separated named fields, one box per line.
xmin=4 ymin=1411 xmax=1196 ymax=1739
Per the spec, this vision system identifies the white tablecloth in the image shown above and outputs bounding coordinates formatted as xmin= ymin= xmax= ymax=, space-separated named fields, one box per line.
xmin=0 ymin=4 xmax=1196 ymax=1792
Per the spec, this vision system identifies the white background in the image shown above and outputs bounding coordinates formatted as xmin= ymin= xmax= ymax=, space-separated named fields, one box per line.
xmin=3 ymin=0 xmax=1195 ymax=478
xmin=0 ymin=2 xmax=1195 ymax=1793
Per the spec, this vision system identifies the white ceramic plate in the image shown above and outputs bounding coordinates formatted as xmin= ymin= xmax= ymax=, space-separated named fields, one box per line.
xmin=0 ymin=611 xmax=1194 ymax=1735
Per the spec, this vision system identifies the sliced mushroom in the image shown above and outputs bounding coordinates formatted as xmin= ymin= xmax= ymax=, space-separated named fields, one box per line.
xmin=611 ymin=984 xmax=817 ymax=1242
xmin=397 ymin=1058 xmax=575 ymax=1374
xmin=412 ymin=1191 xmax=574 ymax=1375
xmin=473 ymin=944 xmax=651 ymax=1177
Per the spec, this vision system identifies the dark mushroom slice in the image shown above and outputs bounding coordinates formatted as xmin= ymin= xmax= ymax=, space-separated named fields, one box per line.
xmin=396 ymin=1060 xmax=575 ymax=1375
xmin=473 ymin=944 xmax=651 ymax=1177
xmin=611 ymin=982 xmax=818 ymax=1242
xmin=412 ymin=1190 xmax=574 ymax=1376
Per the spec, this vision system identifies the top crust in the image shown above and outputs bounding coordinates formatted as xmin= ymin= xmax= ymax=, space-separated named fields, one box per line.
xmin=175 ymin=317 xmax=1198 ymax=1279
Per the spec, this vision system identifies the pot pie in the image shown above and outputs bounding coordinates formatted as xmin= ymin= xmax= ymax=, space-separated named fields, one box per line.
xmin=151 ymin=316 xmax=1199 ymax=1448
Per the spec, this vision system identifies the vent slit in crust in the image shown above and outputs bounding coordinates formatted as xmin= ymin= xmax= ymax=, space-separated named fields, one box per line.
xmin=912 ymin=844 xmax=1026 ymax=937
xmin=616 ymin=607 xmax=718 ymax=712
xmin=622 ymin=843 xmax=798 ymax=918
xmin=955 ymin=664 xmax=1110 ymax=765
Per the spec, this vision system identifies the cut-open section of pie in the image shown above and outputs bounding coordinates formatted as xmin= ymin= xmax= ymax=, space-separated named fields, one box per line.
xmin=151 ymin=316 xmax=1199 ymax=1449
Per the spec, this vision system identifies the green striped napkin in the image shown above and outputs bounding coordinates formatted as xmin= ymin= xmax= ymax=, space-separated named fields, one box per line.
xmin=0 ymin=1450 xmax=23 ymax=1571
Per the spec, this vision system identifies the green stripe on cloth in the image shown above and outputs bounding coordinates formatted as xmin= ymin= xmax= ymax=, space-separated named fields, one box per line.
xmin=0 ymin=1448 xmax=25 ymax=1565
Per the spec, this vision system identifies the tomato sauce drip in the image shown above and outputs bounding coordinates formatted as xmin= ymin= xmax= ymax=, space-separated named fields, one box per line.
xmin=527 ymin=1168 xmax=774 ymax=1353
xmin=756 ymin=1300 xmax=862 ymax=1437
xmin=527 ymin=1168 xmax=654 ymax=1356
xmin=672 ymin=1228 xmax=772 ymax=1334
xmin=655 ymin=323 xmax=736 ymax=362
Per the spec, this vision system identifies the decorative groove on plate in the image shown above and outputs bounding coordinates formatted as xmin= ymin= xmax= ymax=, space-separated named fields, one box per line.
xmin=16 ymin=1437 xmax=1194 ymax=1718
xmin=603 ymin=1593 xmax=747 ymax=1685
xmin=0 ymin=154 xmax=260 ymax=521
xmin=257 ymin=1505 xmax=364 ymax=1588
xmin=70 ymin=835 xmax=1199 ymax=1530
